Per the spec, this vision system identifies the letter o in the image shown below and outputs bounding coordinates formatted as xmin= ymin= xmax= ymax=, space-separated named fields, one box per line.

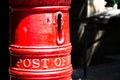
xmin=23 ymin=59 xmax=31 ymax=68
xmin=54 ymin=58 xmax=62 ymax=67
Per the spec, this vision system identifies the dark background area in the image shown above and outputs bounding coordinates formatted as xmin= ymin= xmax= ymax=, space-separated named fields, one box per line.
xmin=0 ymin=0 xmax=9 ymax=80
xmin=0 ymin=0 xmax=120 ymax=80
xmin=70 ymin=0 xmax=120 ymax=80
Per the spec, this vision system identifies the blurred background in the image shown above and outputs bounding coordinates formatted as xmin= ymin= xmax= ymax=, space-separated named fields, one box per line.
xmin=0 ymin=0 xmax=120 ymax=80
xmin=70 ymin=0 xmax=120 ymax=80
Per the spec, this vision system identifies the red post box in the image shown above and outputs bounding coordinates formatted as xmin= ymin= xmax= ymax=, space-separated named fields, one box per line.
xmin=9 ymin=0 xmax=72 ymax=80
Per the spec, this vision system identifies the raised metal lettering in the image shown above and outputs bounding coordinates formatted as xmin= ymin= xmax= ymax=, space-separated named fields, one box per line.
xmin=41 ymin=59 xmax=49 ymax=69
xmin=23 ymin=59 xmax=31 ymax=68
xmin=32 ymin=59 xmax=40 ymax=68
xmin=54 ymin=58 xmax=62 ymax=67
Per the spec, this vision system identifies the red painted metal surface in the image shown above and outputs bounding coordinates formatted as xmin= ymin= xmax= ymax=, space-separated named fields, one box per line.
xmin=9 ymin=0 xmax=72 ymax=7
xmin=9 ymin=0 xmax=72 ymax=80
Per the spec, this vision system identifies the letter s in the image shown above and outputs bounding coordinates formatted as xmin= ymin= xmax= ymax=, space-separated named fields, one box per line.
xmin=32 ymin=59 xmax=40 ymax=68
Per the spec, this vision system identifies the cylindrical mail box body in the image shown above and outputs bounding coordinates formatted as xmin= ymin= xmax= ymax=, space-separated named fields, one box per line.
xmin=9 ymin=5 xmax=72 ymax=80
xmin=9 ymin=0 xmax=72 ymax=7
